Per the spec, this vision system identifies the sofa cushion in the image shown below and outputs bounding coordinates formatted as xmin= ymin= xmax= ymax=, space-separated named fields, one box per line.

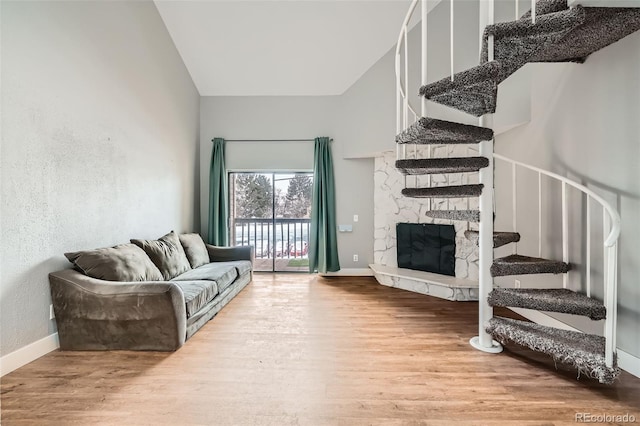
xmin=171 ymin=262 xmax=238 ymax=293
xmin=172 ymin=280 xmax=219 ymax=318
xmin=220 ymin=260 xmax=252 ymax=277
xmin=179 ymin=233 xmax=209 ymax=269
xmin=131 ymin=231 xmax=191 ymax=280
xmin=65 ymin=244 xmax=163 ymax=282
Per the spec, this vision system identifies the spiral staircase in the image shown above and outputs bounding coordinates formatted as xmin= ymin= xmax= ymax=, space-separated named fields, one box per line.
xmin=392 ymin=0 xmax=640 ymax=384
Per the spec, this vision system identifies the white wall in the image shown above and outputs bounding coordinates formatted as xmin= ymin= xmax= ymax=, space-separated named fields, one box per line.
xmin=0 ymin=1 xmax=200 ymax=357
xmin=494 ymin=32 xmax=640 ymax=358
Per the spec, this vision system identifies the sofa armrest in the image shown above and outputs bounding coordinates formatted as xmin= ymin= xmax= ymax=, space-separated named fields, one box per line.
xmin=206 ymin=244 xmax=254 ymax=264
xmin=49 ymin=269 xmax=186 ymax=351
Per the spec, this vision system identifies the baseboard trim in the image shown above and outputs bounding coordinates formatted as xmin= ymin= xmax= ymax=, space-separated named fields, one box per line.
xmin=617 ymin=349 xmax=640 ymax=379
xmin=319 ymin=268 xmax=374 ymax=277
xmin=1 ymin=333 xmax=59 ymax=377
xmin=509 ymin=308 xmax=640 ymax=378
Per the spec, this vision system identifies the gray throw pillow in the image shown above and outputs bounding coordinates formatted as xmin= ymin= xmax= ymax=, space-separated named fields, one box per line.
xmin=131 ymin=231 xmax=191 ymax=280
xmin=179 ymin=233 xmax=210 ymax=269
xmin=65 ymin=243 xmax=163 ymax=282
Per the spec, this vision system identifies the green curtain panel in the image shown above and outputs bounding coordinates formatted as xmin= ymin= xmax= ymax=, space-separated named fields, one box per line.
xmin=309 ymin=137 xmax=340 ymax=273
xmin=208 ymin=138 xmax=229 ymax=246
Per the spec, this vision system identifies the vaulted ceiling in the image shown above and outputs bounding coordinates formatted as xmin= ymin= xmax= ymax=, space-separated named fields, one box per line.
xmin=155 ymin=1 xmax=431 ymax=96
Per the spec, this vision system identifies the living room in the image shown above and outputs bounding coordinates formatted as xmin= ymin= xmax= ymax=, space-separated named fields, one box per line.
xmin=2 ymin=0 xmax=640 ymax=423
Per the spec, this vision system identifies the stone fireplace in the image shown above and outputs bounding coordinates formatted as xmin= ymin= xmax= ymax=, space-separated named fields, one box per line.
xmin=371 ymin=149 xmax=480 ymax=301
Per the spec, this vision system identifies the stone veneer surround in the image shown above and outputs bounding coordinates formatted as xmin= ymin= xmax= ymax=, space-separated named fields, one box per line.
xmin=373 ymin=147 xmax=480 ymax=283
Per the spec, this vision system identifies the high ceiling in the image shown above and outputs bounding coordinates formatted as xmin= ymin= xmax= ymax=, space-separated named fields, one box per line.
xmin=154 ymin=1 xmax=431 ymax=96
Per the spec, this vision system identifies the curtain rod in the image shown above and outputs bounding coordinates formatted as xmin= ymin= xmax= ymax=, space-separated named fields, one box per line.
xmin=212 ymin=138 xmax=333 ymax=143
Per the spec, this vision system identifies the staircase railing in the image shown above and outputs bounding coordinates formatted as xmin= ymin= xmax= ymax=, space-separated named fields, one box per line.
xmin=395 ymin=0 xmax=422 ymax=169
xmin=394 ymin=0 xmax=621 ymax=368
xmin=494 ymin=154 xmax=621 ymax=367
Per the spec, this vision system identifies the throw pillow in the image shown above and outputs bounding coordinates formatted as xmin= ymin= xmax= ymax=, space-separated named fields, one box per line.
xmin=65 ymin=243 xmax=163 ymax=282
xmin=179 ymin=233 xmax=210 ymax=269
xmin=131 ymin=231 xmax=192 ymax=280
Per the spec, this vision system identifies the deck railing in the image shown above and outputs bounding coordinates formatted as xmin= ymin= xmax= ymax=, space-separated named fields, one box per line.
xmin=232 ymin=218 xmax=310 ymax=259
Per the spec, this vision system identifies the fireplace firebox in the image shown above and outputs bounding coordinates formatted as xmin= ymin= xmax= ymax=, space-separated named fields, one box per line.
xmin=396 ymin=223 xmax=456 ymax=276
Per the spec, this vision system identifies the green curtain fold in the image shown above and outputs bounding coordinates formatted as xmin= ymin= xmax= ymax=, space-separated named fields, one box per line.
xmin=208 ymin=138 xmax=229 ymax=246
xmin=309 ymin=137 xmax=340 ymax=273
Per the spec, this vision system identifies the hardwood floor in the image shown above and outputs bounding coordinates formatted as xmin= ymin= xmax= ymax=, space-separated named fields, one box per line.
xmin=2 ymin=274 xmax=639 ymax=425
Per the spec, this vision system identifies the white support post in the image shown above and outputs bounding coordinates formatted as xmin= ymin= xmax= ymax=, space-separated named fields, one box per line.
xmin=421 ymin=0 xmax=428 ymax=117
xmin=538 ymin=172 xmax=542 ymax=257
xmin=604 ymin=242 xmax=617 ymax=368
xmin=603 ymin=209 xmax=609 ymax=296
xmin=562 ymin=182 xmax=568 ymax=289
xmin=404 ymin=28 xmax=409 ymax=130
xmin=421 ymin=0 xmax=429 ymax=210
xmin=586 ymin=196 xmax=591 ymax=297
xmin=396 ymin=51 xmax=402 ymax=160
xmin=531 ymin=0 xmax=536 ymax=23
xmin=515 ymin=0 xmax=519 ymax=20
xmin=512 ymin=163 xmax=517 ymax=254
xmin=470 ymin=0 xmax=502 ymax=354
xmin=450 ymin=0 xmax=454 ymax=81
xmin=403 ymin=28 xmax=408 ymax=161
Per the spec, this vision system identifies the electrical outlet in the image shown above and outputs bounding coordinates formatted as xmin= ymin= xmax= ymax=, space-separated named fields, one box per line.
xmin=49 ymin=304 xmax=55 ymax=320
xmin=515 ymin=280 xmax=521 ymax=289
xmin=353 ymin=215 xmax=359 ymax=222
xmin=353 ymin=254 xmax=358 ymax=262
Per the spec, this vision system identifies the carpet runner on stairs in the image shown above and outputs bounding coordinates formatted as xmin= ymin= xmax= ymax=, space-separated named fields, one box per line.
xmin=425 ymin=210 xmax=480 ymax=223
xmin=481 ymin=6 xmax=586 ymax=82
xmin=419 ymin=61 xmax=501 ymax=117
xmin=531 ymin=7 xmax=640 ymax=63
xmin=486 ymin=316 xmax=620 ymax=384
xmin=464 ymin=230 xmax=520 ymax=249
xmin=491 ymin=254 xmax=571 ymax=277
xmin=396 ymin=117 xmax=493 ymax=145
xmin=402 ymin=184 xmax=483 ymax=198
xmin=488 ymin=288 xmax=606 ymax=321
xmin=395 ymin=157 xmax=489 ymax=175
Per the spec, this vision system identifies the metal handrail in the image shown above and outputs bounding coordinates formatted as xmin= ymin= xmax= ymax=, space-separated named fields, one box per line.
xmin=395 ymin=0 xmax=420 ymax=139
xmin=495 ymin=153 xmax=620 ymax=367
xmin=494 ymin=154 xmax=621 ymax=246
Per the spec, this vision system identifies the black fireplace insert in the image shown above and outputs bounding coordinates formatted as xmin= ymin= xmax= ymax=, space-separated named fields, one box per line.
xmin=396 ymin=223 xmax=456 ymax=276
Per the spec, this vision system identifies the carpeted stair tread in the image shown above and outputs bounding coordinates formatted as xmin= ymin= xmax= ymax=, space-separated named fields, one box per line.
xmin=395 ymin=157 xmax=489 ymax=175
xmin=425 ymin=210 xmax=480 ymax=223
xmin=481 ymin=6 xmax=586 ymax=82
xmin=521 ymin=0 xmax=568 ymax=20
xmin=531 ymin=7 xmax=640 ymax=63
xmin=486 ymin=316 xmax=620 ymax=384
xmin=419 ymin=61 xmax=501 ymax=117
xmin=488 ymin=288 xmax=606 ymax=320
xmin=396 ymin=117 xmax=493 ymax=145
xmin=491 ymin=254 xmax=571 ymax=277
xmin=402 ymin=184 xmax=483 ymax=199
xmin=464 ymin=230 xmax=520 ymax=248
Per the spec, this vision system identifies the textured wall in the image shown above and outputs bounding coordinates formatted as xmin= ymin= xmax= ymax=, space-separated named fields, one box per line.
xmin=494 ymin=32 xmax=640 ymax=358
xmin=374 ymin=150 xmax=479 ymax=279
xmin=0 ymin=1 xmax=200 ymax=356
